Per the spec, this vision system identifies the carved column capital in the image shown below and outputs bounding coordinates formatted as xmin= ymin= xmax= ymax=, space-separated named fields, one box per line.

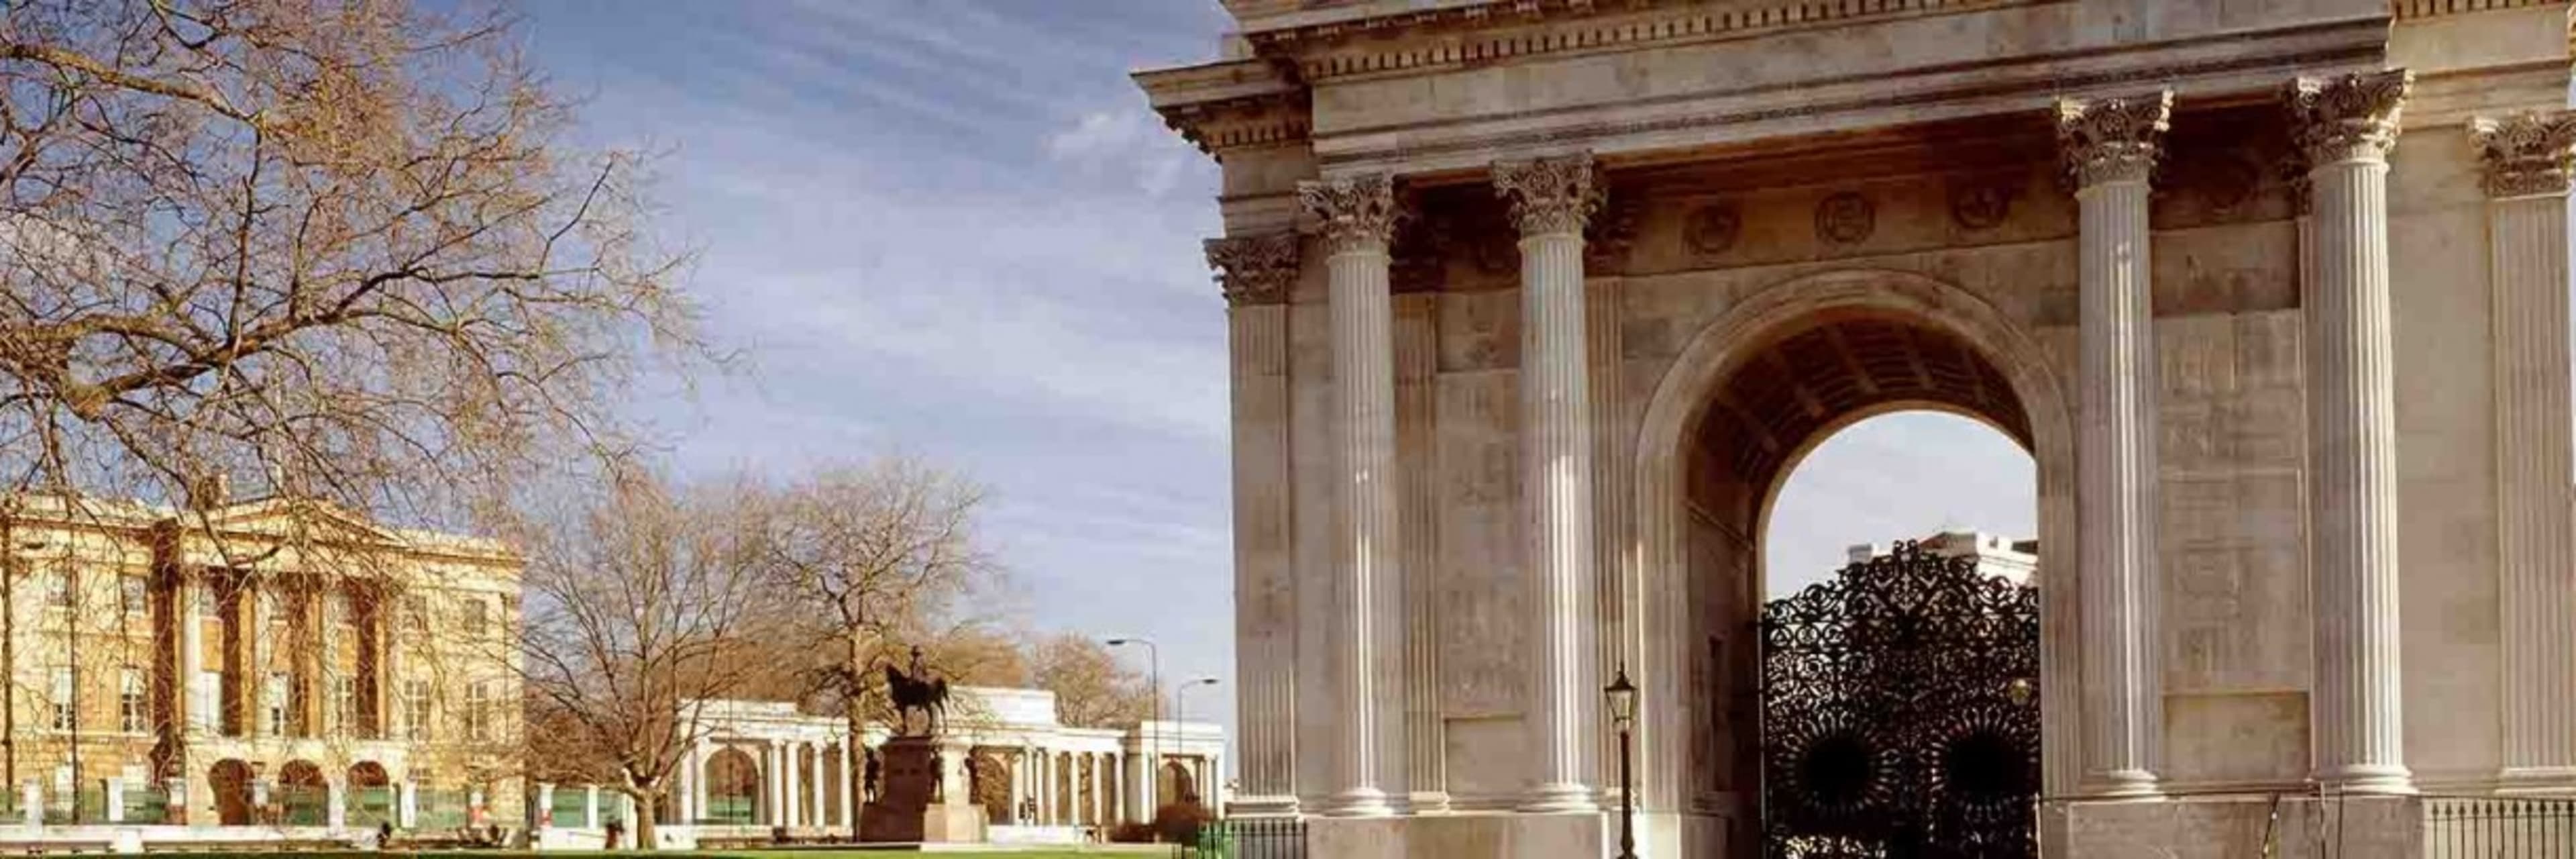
xmin=1204 ymin=233 xmax=1301 ymax=305
xmin=1297 ymin=173 xmax=1401 ymax=252
xmin=2284 ymin=70 xmax=2414 ymax=165
xmin=2471 ymin=111 xmax=2576 ymax=199
xmin=2054 ymin=91 xmax=2174 ymax=187
xmin=1493 ymin=152 xmax=1604 ymax=236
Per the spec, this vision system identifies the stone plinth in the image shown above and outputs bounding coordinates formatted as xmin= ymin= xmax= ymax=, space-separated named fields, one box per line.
xmin=1308 ymin=811 xmax=1606 ymax=859
xmin=2045 ymin=795 xmax=2423 ymax=859
xmin=857 ymin=737 xmax=987 ymax=844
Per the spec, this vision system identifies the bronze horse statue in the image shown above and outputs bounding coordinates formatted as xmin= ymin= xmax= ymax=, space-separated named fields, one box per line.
xmin=886 ymin=647 xmax=949 ymax=736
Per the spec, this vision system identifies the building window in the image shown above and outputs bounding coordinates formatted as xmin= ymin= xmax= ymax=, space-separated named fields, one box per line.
xmin=465 ymin=681 xmax=492 ymax=742
xmin=264 ymin=672 xmax=288 ymax=736
xmin=50 ymin=668 xmax=73 ymax=731
xmin=121 ymin=577 xmax=148 ymax=617
xmin=190 ymin=672 xmax=217 ymax=731
xmin=330 ymin=675 xmax=356 ymax=736
xmin=45 ymin=571 xmax=73 ymax=609
xmin=403 ymin=680 xmax=433 ymax=741
xmin=460 ymin=598 xmax=489 ymax=638
xmin=119 ymin=670 xmax=146 ymax=734
xmin=403 ymin=595 xmax=429 ymax=633
xmin=195 ymin=586 xmax=217 ymax=618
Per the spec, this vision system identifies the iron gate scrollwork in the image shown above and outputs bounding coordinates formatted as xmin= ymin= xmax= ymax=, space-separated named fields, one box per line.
xmin=1760 ymin=540 xmax=2041 ymax=859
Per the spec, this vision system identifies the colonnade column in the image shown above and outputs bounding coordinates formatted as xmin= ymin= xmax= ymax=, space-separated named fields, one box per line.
xmin=2471 ymin=111 xmax=2576 ymax=788
xmin=2054 ymin=91 xmax=2172 ymax=799
xmin=1495 ymin=152 xmax=1604 ymax=814
xmin=1204 ymin=232 xmax=1303 ymax=816
xmin=2285 ymin=69 xmax=2416 ymax=795
xmin=1297 ymin=172 xmax=1403 ymax=818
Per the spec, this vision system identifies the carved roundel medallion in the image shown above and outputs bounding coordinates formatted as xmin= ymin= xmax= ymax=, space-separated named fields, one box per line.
xmin=1815 ymin=191 xmax=1876 ymax=245
xmin=1684 ymin=201 xmax=1742 ymax=256
xmin=1949 ymin=181 xmax=2015 ymax=231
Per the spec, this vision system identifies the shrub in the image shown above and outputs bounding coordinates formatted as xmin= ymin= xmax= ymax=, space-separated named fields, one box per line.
xmin=1154 ymin=798 xmax=1213 ymax=844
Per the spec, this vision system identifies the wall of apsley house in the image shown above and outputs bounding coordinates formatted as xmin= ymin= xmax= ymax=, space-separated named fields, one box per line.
xmin=1 ymin=508 xmax=524 ymax=811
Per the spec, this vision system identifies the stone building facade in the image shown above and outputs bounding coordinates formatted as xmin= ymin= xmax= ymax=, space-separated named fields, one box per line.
xmin=1140 ymin=1 xmax=2576 ymax=856
xmin=0 ymin=492 xmax=523 ymax=831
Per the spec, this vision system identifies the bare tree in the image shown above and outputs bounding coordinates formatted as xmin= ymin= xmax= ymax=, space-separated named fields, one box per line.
xmin=753 ymin=456 xmax=994 ymax=828
xmin=1025 ymin=632 xmax=1153 ymax=729
xmin=513 ymin=471 xmax=779 ymax=850
xmin=0 ymin=0 xmax=704 ymax=523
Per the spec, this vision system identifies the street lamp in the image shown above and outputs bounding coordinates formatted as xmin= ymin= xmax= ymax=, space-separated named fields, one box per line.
xmin=1173 ymin=678 xmax=1220 ymax=803
xmin=1606 ymin=665 xmax=1639 ymax=859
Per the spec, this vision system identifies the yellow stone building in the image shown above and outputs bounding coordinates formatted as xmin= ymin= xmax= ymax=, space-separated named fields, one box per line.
xmin=1 ymin=490 xmax=523 ymax=829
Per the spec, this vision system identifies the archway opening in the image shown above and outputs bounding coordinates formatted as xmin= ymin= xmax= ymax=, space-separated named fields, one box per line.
xmin=208 ymin=759 xmax=253 ymax=826
xmin=1670 ymin=305 xmax=2045 ymax=858
xmin=705 ymin=747 xmax=760 ymax=825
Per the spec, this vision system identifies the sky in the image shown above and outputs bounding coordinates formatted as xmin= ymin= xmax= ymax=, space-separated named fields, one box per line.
xmin=515 ymin=0 xmax=2034 ymax=772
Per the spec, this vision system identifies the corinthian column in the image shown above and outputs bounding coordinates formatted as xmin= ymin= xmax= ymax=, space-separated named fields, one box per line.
xmin=2054 ymin=91 xmax=2171 ymax=799
xmin=2285 ymin=69 xmax=2414 ymax=795
xmin=1297 ymin=174 xmax=1402 ymax=818
xmin=1495 ymin=153 xmax=1603 ymax=814
xmin=1203 ymin=232 xmax=1305 ymax=814
xmin=2470 ymin=112 xmax=2576 ymax=789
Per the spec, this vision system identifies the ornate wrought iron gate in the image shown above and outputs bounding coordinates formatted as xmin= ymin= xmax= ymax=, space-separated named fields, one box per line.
xmin=1758 ymin=540 xmax=2042 ymax=859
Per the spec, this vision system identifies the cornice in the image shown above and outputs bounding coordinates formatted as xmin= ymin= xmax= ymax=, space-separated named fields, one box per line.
xmin=2390 ymin=0 xmax=2559 ymax=19
xmin=1133 ymin=59 xmax=1311 ymax=156
xmin=1250 ymin=0 xmax=2051 ymax=83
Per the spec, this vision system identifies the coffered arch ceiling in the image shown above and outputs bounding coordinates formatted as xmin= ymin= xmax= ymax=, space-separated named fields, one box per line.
xmin=1690 ymin=309 xmax=2030 ymax=495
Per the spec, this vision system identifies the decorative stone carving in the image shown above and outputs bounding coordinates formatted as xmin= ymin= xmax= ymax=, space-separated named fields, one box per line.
xmin=1684 ymin=201 xmax=1743 ymax=254
xmin=2054 ymin=92 xmax=2174 ymax=188
xmin=2283 ymin=70 xmax=2414 ymax=165
xmin=1814 ymin=191 xmax=1876 ymax=245
xmin=1299 ymin=172 xmax=1402 ymax=252
xmin=1948 ymin=181 xmax=2017 ymax=231
xmin=1204 ymin=234 xmax=1301 ymax=305
xmin=2469 ymin=112 xmax=2576 ymax=199
xmin=1584 ymin=189 xmax=1643 ymax=274
xmin=1493 ymin=153 xmax=1604 ymax=236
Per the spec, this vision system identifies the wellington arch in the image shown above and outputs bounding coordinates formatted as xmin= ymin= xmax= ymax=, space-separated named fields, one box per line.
xmin=1139 ymin=2 xmax=2576 ymax=858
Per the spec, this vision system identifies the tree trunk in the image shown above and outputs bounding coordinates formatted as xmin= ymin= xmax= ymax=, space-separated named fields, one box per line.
xmin=630 ymin=788 xmax=657 ymax=852
xmin=846 ymin=711 xmax=868 ymax=840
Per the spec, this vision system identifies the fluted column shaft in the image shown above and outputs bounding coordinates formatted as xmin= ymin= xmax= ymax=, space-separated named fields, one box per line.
xmin=2056 ymin=92 xmax=2171 ymax=798
xmin=1497 ymin=154 xmax=1603 ymax=814
xmin=2472 ymin=113 xmax=2576 ymax=786
xmin=2287 ymin=70 xmax=2414 ymax=795
xmin=1206 ymin=234 xmax=1305 ymax=813
xmin=1299 ymin=175 xmax=1401 ymax=818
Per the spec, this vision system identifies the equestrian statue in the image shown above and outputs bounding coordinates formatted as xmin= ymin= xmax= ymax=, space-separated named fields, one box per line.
xmin=886 ymin=645 xmax=950 ymax=736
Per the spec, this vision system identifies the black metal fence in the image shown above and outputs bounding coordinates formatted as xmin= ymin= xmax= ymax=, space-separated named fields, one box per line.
xmin=2426 ymin=796 xmax=2576 ymax=858
xmin=1172 ymin=816 xmax=1307 ymax=859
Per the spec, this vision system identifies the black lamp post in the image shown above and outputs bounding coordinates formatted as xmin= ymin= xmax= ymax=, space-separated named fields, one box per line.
xmin=1607 ymin=665 xmax=1639 ymax=859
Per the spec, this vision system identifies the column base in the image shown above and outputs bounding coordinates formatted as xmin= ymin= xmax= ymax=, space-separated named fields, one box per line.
xmin=1407 ymin=791 xmax=1452 ymax=814
xmin=2084 ymin=770 xmax=2163 ymax=800
xmin=1328 ymin=787 xmax=1394 ymax=817
xmin=2497 ymin=767 xmax=2576 ymax=794
xmin=2315 ymin=764 xmax=2418 ymax=795
xmin=1228 ymin=793 xmax=1303 ymax=817
xmin=1517 ymin=782 xmax=1598 ymax=814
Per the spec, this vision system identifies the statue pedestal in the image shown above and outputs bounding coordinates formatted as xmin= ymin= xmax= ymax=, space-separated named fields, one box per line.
xmin=858 ymin=736 xmax=986 ymax=844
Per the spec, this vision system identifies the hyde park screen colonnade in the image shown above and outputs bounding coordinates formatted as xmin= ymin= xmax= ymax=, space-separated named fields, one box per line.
xmin=1139 ymin=2 xmax=2576 ymax=858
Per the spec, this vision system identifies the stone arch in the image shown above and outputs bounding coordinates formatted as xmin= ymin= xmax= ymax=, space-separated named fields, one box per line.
xmin=1159 ymin=760 xmax=1196 ymax=807
xmin=1626 ymin=266 xmax=2079 ymax=823
xmin=208 ymin=759 xmax=254 ymax=825
xmin=705 ymin=746 xmax=761 ymax=825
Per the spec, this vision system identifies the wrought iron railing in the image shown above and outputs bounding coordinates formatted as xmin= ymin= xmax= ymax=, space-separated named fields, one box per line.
xmin=1173 ymin=816 xmax=1307 ymax=859
xmin=2425 ymin=796 xmax=2576 ymax=858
